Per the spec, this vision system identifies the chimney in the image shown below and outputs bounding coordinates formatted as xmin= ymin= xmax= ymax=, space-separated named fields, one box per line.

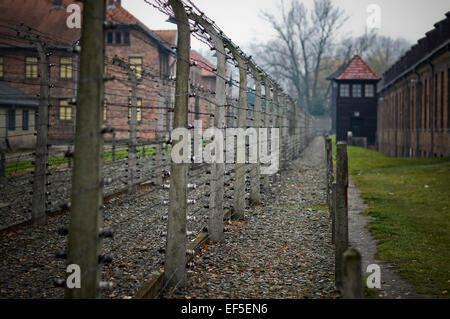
xmin=107 ymin=0 xmax=121 ymax=8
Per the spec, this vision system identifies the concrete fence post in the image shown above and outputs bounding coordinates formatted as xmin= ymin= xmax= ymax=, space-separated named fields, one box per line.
xmin=249 ymin=66 xmax=261 ymax=205
xmin=262 ymin=78 xmax=271 ymax=191
xmin=331 ymin=180 xmax=336 ymax=245
xmin=164 ymin=0 xmax=190 ymax=289
xmin=113 ymin=55 xmax=138 ymax=194
xmin=272 ymin=87 xmax=279 ymax=184
xmin=154 ymin=77 xmax=167 ymax=186
xmin=65 ymin=0 xmax=105 ymax=298
xmin=190 ymin=12 xmax=226 ymax=242
xmin=335 ymin=142 xmax=348 ymax=291
xmin=112 ymin=132 xmax=116 ymax=162
xmin=227 ymin=46 xmax=247 ymax=220
xmin=343 ymin=248 xmax=364 ymax=299
xmin=16 ymin=24 xmax=50 ymax=225
xmin=0 ymin=149 xmax=5 ymax=185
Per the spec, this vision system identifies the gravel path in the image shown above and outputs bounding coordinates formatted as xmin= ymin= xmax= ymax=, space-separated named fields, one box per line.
xmin=162 ymin=136 xmax=339 ymax=299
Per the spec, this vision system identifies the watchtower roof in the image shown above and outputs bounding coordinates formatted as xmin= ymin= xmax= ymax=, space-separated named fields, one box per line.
xmin=333 ymin=55 xmax=381 ymax=81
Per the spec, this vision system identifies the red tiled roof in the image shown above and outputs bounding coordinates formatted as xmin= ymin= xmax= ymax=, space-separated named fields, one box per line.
xmin=190 ymin=50 xmax=216 ymax=77
xmin=106 ymin=3 xmax=173 ymax=52
xmin=334 ymin=55 xmax=381 ymax=80
xmin=0 ymin=0 xmax=81 ymax=46
xmin=154 ymin=30 xmax=177 ymax=47
xmin=0 ymin=0 xmax=172 ymax=51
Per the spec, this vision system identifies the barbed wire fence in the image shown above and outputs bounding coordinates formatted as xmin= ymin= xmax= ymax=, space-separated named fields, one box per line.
xmin=0 ymin=0 xmax=315 ymax=299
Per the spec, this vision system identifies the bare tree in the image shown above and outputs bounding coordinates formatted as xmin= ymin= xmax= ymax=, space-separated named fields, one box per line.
xmin=252 ymin=0 xmax=347 ymax=115
xmin=336 ymin=31 xmax=410 ymax=76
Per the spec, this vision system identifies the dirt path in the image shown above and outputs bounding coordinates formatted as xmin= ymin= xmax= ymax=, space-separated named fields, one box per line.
xmin=348 ymin=179 xmax=425 ymax=299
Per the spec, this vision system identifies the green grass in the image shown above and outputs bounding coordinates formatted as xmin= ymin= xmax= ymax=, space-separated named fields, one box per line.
xmin=6 ymin=146 xmax=157 ymax=176
xmin=341 ymin=140 xmax=450 ymax=298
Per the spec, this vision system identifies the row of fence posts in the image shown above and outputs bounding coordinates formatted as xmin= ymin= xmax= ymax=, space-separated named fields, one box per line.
xmin=324 ymin=135 xmax=364 ymax=299
xmin=56 ymin=0 xmax=315 ymax=298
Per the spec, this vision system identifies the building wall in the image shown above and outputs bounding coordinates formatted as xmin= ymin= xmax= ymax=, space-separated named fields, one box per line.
xmin=0 ymin=28 xmax=174 ymax=145
xmin=377 ymin=46 xmax=450 ymax=158
xmin=0 ymin=106 xmax=37 ymax=150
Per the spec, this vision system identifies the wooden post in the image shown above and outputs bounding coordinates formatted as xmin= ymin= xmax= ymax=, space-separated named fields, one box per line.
xmin=335 ymin=142 xmax=348 ymax=291
xmin=164 ymin=0 xmax=190 ymax=288
xmin=16 ymin=24 xmax=50 ymax=225
xmin=65 ymin=0 xmax=105 ymax=299
xmin=325 ymin=137 xmax=333 ymax=210
xmin=343 ymin=248 xmax=364 ymax=299
xmin=331 ymin=181 xmax=336 ymax=244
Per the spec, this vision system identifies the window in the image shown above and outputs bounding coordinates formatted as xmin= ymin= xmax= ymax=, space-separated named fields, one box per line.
xmin=7 ymin=109 xmax=15 ymax=130
xmin=103 ymin=100 xmax=107 ymax=122
xmin=352 ymin=84 xmax=362 ymax=97
xmin=365 ymin=84 xmax=374 ymax=97
xmin=107 ymin=31 xmax=113 ymax=44
xmin=160 ymin=53 xmax=169 ymax=77
xmin=107 ymin=31 xmax=130 ymax=46
xmin=25 ymin=57 xmax=38 ymax=78
xmin=60 ymin=57 xmax=73 ymax=79
xmin=0 ymin=56 xmax=3 ymax=79
xmin=123 ymin=31 xmax=130 ymax=45
xmin=128 ymin=98 xmax=142 ymax=122
xmin=104 ymin=56 xmax=108 ymax=74
xmin=115 ymin=31 xmax=122 ymax=44
xmin=129 ymin=57 xmax=143 ymax=79
xmin=22 ymin=109 xmax=29 ymax=130
xmin=339 ymin=84 xmax=349 ymax=97
xmin=59 ymin=99 xmax=72 ymax=121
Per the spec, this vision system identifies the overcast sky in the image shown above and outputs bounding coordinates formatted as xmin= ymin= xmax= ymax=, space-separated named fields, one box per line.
xmin=123 ymin=0 xmax=449 ymax=52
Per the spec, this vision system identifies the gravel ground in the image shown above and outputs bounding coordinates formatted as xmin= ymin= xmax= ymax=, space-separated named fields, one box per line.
xmin=162 ymin=136 xmax=339 ymax=299
xmin=0 ymin=150 xmax=170 ymax=229
xmin=0 ymin=157 xmax=232 ymax=299
xmin=0 ymin=136 xmax=336 ymax=299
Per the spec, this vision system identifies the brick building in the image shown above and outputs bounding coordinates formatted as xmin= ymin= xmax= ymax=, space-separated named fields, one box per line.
xmin=377 ymin=12 xmax=450 ymax=158
xmin=0 ymin=0 xmax=177 ymax=149
xmin=331 ymin=55 xmax=381 ymax=145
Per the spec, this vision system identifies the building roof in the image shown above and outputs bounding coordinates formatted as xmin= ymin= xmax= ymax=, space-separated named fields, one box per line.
xmin=0 ymin=0 xmax=81 ymax=47
xmin=106 ymin=2 xmax=173 ymax=53
xmin=154 ymin=30 xmax=177 ymax=47
xmin=0 ymin=0 xmax=174 ymax=52
xmin=333 ymin=55 xmax=381 ymax=81
xmin=0 ymin=82 xmax=39 ymax=107
xmin=190 ymin=50 xmax=216 ymax=77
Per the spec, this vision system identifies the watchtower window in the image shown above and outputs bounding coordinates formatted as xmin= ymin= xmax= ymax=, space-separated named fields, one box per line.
xmin=352 ymin=84 xmax=362 ymax=97
xmin=339 ymin=84 xmax=350 ymax=97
